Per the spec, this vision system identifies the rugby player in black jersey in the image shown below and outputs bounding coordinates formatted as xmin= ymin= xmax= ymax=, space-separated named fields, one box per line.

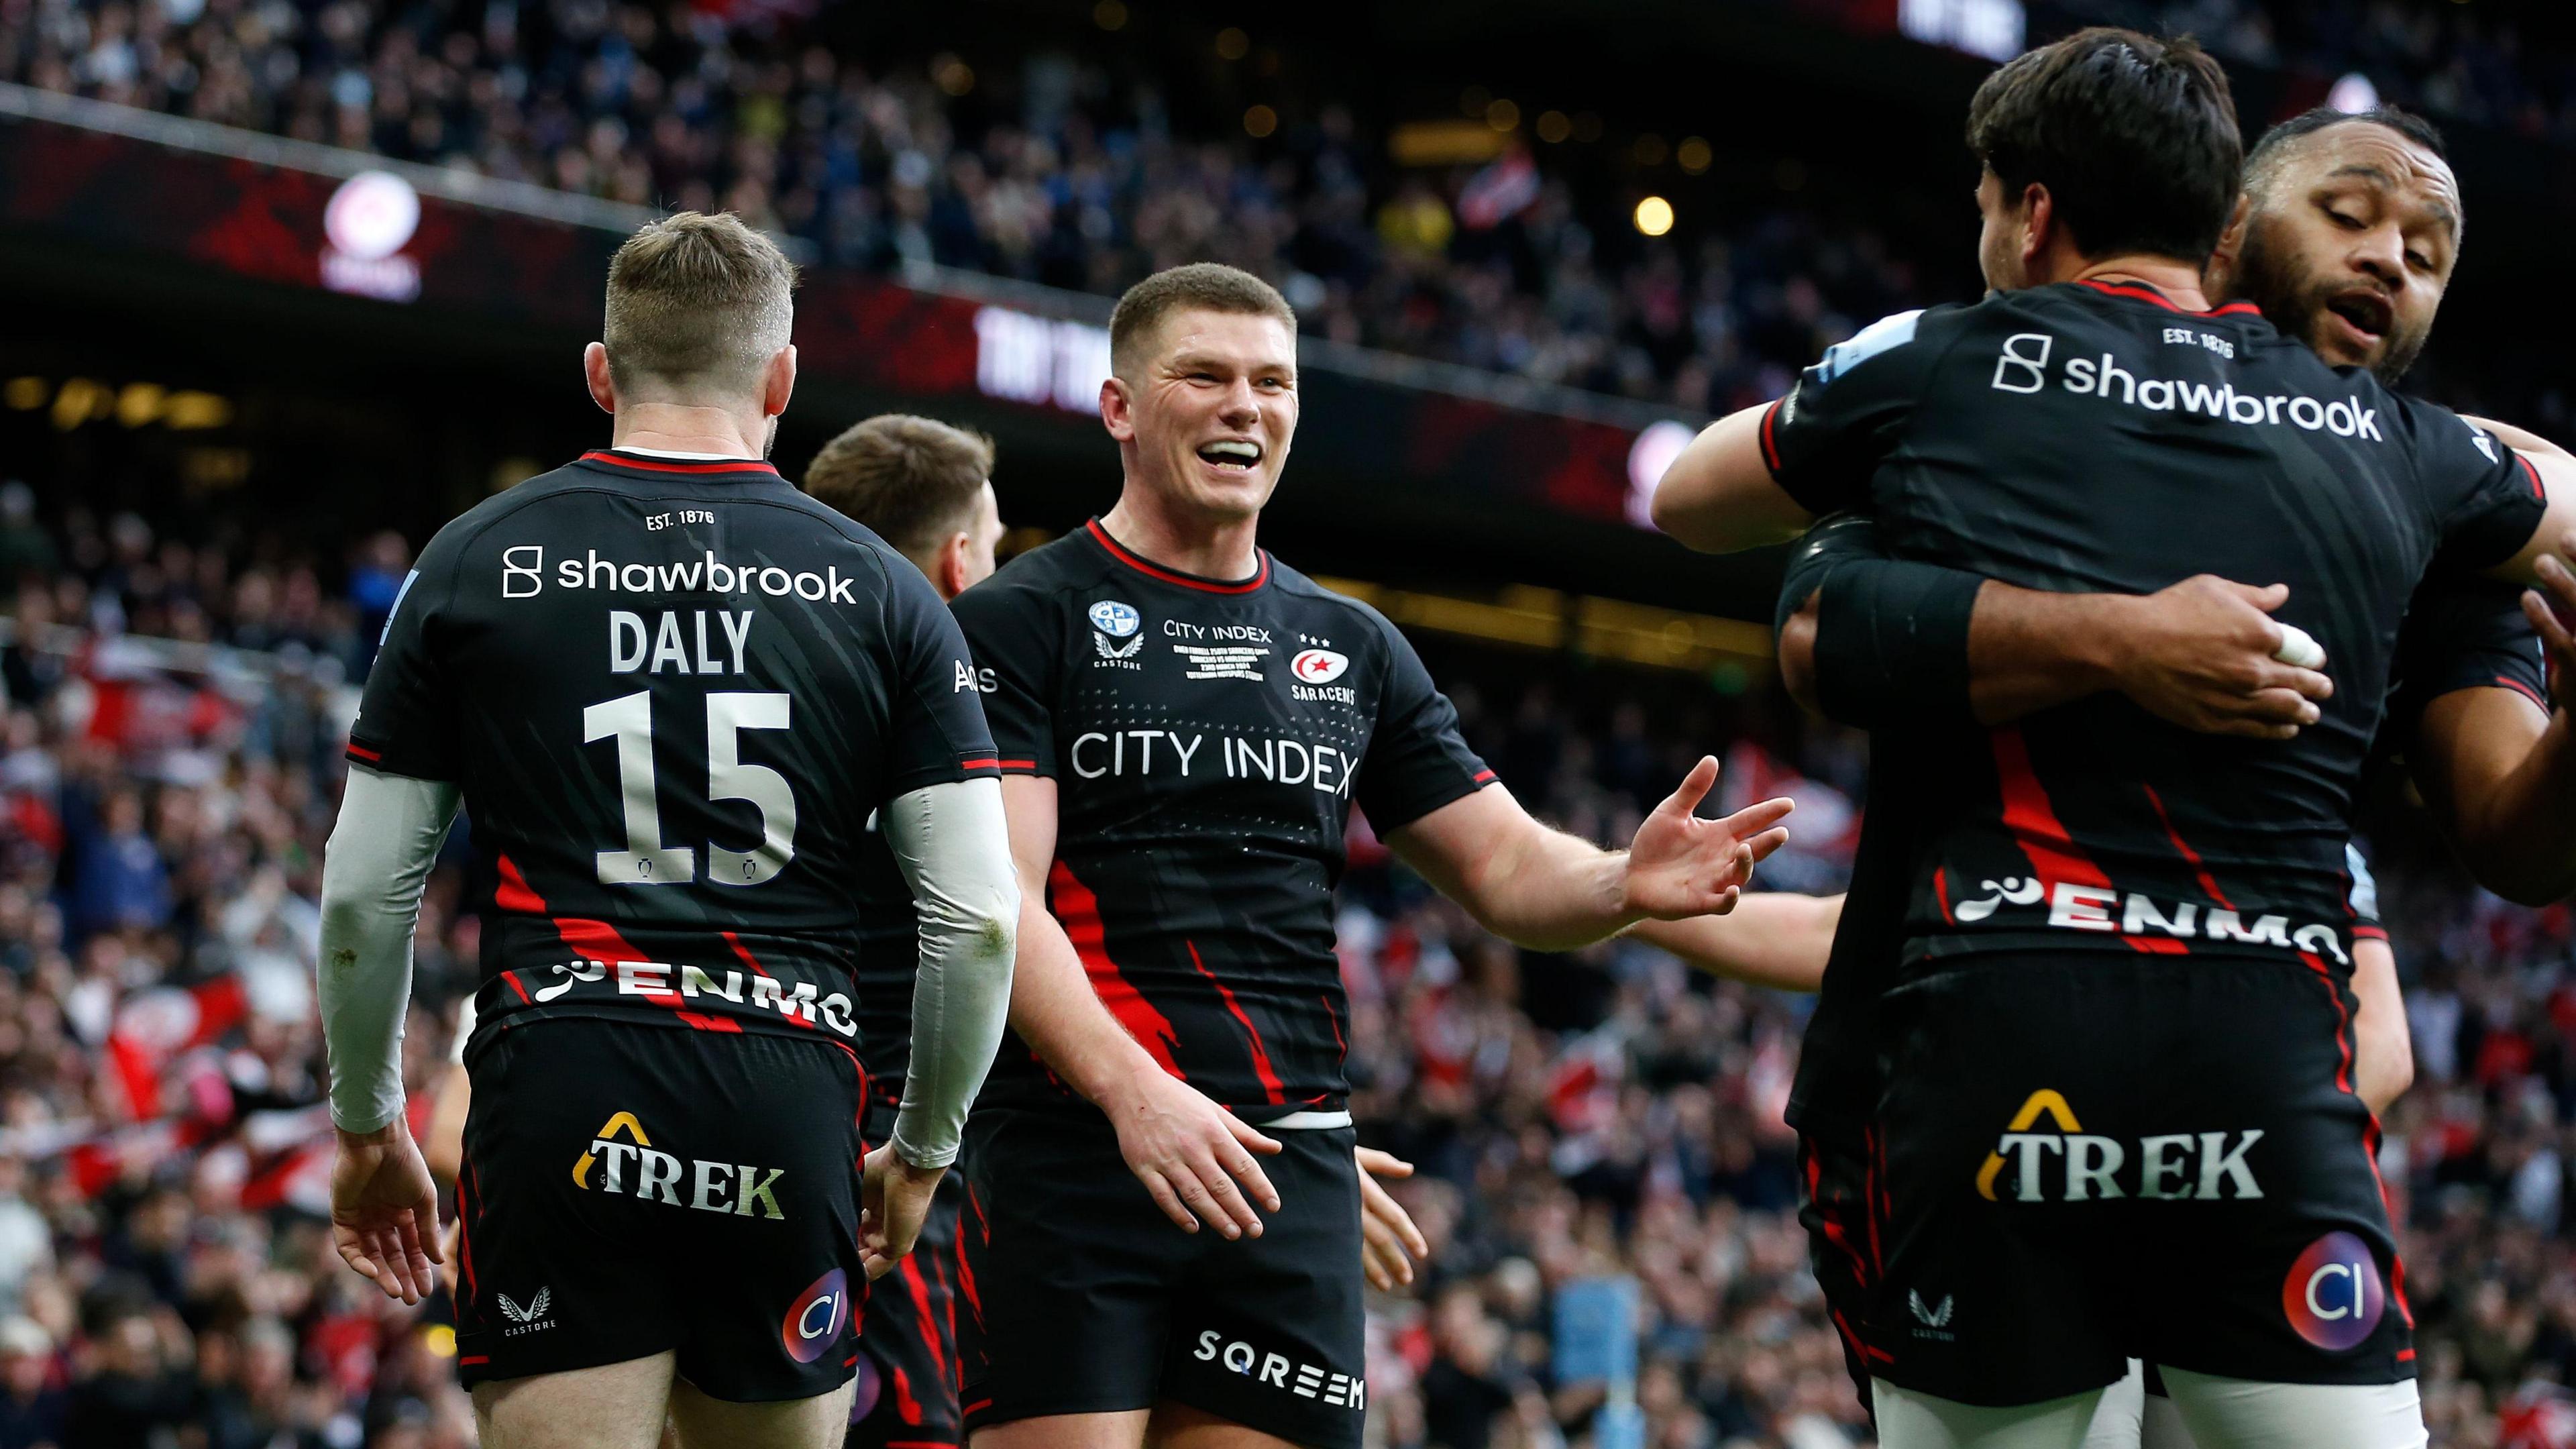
xmin=949 ymin=263 xmax=1796 ymax=1449
xmin=1755 ymin=103 xmax=2576 ymax=1448
xmin=1652 ymin=28 xmax=2576 ymax=1446
xmin=800 ymin=414 xmax=1434 ymax=1449
xmin=315 ymin=213 xmax=1018 ymax=1449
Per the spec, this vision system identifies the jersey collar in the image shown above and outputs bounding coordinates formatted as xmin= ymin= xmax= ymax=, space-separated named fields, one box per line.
xmin=577 ymin=449 xmax=782 ymax=478
xmin=2073 ymin=277 xmax=2264 ymax=319
xmin=1083 ymin=519 xmax=1271 ymax=594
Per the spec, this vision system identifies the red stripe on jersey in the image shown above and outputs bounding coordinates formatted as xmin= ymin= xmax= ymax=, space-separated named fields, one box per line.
xmin=724 ymin=932 xmax=816 ymax=1030
xmin=500 ymin=971 xmax=531 ymax=1004
xmin=898 ymin=1253 xmax=950 ymax=1388
xmin=494 ymin=854 xmax=546 ymax=914
xmin=2297 ymin=950 xmax=2355 ymax=1096
xmin=459 ymin=1356 xmax=490 ymax=1366
xmin=2074 ymin=278 xmax=2261 ymax=318
xmin=2139 ymin=783 xmax=2235 ymax=910
xmin=345 ymin=743 xmax=382 ymax=762
xmin=1187 ymin=939 xmax=1285 ymax=1106
xmin=1989 ymin=727 xmax=2112 ymax=889
xmin=998 ymin=759 xmax=1039 ymax=770
xmin=1471 ymin=768 xmax=1498 ymax=784
xmin=1320 ymin=994 xmax=1346 ymax=1056
xmin=1085 ymin=519 xmax=1270 ymax=594
xmin=891 ymin=1365 xmax=924 ymax=1426
xmin=2351 ymin=924 xmax=2389 ymax=941
xmin=1758 ymin=398 xmax=1784 ymax=475
xmin=1046 ymin=860 xmax=1186 ymax=1078
xmin=455 ymin=1161 xmax=480 ymax=1309
xmin=579 ymin=450 xmax=780 ymax=476
xmin=958 ymin=758 xmax=1001 ymax=771
xmin=2497 ymin=674 xmax=2550 ymax=710
xmin=1934 ymin=867 xmax=1953 ymax=924
xmin=2520 ymin=453 xmax=2546 ymax=502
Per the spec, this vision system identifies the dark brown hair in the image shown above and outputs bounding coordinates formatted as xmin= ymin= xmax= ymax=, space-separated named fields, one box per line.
xmin=602 ymin=211 xmax=798 ymax=398
xmin=1107 ymin=263 xmax=1297 ymax=379
xmin=1966 ymin=28 xmax=2243 ymax=263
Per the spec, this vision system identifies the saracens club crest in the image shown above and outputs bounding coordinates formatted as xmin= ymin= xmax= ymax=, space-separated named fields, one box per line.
xmin=1090 ymin=599 xmax=1144 ymax=665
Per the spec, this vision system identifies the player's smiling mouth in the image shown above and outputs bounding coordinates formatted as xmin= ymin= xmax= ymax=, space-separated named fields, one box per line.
xmin=1196 ymin=439 xmax=1264 ymax=473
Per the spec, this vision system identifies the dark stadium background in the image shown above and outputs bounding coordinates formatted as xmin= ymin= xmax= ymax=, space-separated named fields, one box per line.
xmin=5 ymin=0 xmax=2576 ymax=1444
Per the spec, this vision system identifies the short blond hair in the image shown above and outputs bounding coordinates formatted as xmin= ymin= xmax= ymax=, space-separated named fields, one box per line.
xmin=1107 ymin=263 xmax=1296 ymax=380
xmin=602 ymin=211 xmax=798 ymax=400
xmin=803 ymin=415 xmax=996 ymax=560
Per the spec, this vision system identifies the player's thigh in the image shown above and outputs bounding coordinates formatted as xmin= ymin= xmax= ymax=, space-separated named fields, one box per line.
xmin=1163 ymin=1129 xmax=1366 ymax=1449
xmin=1873 ymin=1379 xmax=2107 ymax=1449
xmin=1146 ymin=1400 xmax=1311 ymax=1449
xmin=849 ymin=1171 xmax=969 ymax=1446
xmin=472 ymin=1350 xmax=676 ymax=1449
xmin=2157 ymin=1367 xmax=2424 ymax=1449
xmin=959 ymin=1109 xmax=1189 ymax=1430
xmin=661 ymin=1032 xmax=871 ymax=1405
xmin=2078 ymin=1361 xmax=2145 ymax=1449
xmin=970 ymin=1409 xmax=1152 ymax=1449
xmin=668 ymin=1373 xmax=857 ymax=1449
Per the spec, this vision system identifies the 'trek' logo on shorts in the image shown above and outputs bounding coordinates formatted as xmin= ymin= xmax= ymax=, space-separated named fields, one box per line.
xmin=1975 ymin=1090 xmax=2264 ymax=1203
xmin=570 ymin=1111 xmax=787 ymax=1219
xmin=781 ymin=1269 xmax=849 ymax=1364
xmin=2283 ymin=1232 xmax=2385 ymax=1351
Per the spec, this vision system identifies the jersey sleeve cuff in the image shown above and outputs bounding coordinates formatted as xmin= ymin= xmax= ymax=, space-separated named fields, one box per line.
xmin=1362 ymin=767 xmax=1499 ymax=836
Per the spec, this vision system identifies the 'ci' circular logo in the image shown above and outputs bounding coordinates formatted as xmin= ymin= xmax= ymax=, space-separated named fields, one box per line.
xmin=2281 ymin=1232 xmax=2385 ymax=1351
xmin=781 ymin=1269 xmax=849 ymax=1363
xmin=1088 ymin=600 xmax=1140 ymax=639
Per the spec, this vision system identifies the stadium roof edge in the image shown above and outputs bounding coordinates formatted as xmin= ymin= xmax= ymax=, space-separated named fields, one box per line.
xmin=0 ymin=80 xmax=1703 ymax=437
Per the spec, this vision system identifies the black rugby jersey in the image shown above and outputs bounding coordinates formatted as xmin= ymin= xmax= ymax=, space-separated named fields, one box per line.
xmin=349 ymin=449 xmax=999 ymax=1054
xmin=951 ymin=519 xmax=1493 ymax=1119
xmin=1768 ymin=280 xmax=2544 ymax=979
xmin=1789 ymin=567 xmax=2546 ymax=1131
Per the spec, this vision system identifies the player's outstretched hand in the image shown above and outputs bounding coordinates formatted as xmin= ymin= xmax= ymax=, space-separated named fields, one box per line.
xmin=1355 ymin=1147 xmax=1429 ymax=1291
xmin=2106 ymin=576 xmax=2333 ymax=740
xmin=329 ymin=1122 xmax=444 ymax=1306
xmin=1104 ymin=1065 xmax=1283 ymax=1241
xmin=859 ymin=1146 xmax=947 ymax=1280
xmin=1620 ymin=757 xmax=1793 ymax=920
xmin=2521 ymin=531 xmax=2576 ymax=704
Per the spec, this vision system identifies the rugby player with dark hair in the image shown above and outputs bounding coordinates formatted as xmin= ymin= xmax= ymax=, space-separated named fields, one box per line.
xmin=1760 ymin=100 xmax=2576 ymax=1449
xmin=317 ymin=213 xmax=1019 ymax=1449
xmin=1654 ymin=28 xmax=2576 ymax=1446
xmin=953 ymin=262 xmax=1796 ymax=1449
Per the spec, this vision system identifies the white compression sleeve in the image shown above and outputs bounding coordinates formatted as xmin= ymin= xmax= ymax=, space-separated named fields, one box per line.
xmin=317 ymin=765 xmax=462 ymax=1133
xmin=878 ymin=776 xmax=1019 ymax=1169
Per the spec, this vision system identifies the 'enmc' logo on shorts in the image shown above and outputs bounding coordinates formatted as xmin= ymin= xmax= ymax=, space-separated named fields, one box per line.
xmin=1975 ymin=1089 xmax=2263 ymax=1203
xmin=782 ymin=1269 xmax=849 ymax=1364
xmin=2282 ymin=1232 xmax=2385 ymax=1352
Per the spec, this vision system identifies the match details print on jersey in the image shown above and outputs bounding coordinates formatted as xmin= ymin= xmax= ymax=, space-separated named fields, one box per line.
xmin=347 ymin=450 xmax=999 ymax=1055
xmin=950 ymin=520 xmax=1495 ymax=1119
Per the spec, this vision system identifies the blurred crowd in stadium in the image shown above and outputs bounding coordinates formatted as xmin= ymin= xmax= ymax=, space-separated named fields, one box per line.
xmin=9 ymin=0 xmax=2573 ymax=431
xmin=0 ymin=507 xmax=2564 ymax=1447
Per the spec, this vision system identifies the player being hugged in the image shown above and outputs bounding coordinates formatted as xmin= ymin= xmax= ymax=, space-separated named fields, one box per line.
xmin=316 ymin=213 xmax=1018 ymax=1449
xmin=951 ymin=263 xmax=1794 ymax=1449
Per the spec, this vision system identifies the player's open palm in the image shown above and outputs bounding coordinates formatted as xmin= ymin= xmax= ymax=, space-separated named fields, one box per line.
xmin=1621 ymin=756 xmax=1792 ymax=920
xmin=1106 ymin=1065 xmax=1283 ymax=1242
xmin=859 ymin=1146 xmax=945 ymax=1279
xmin=329 ymin=1123 xmax=443 ymax=1306
xmin=2110 ymin=576 xmax=2332 ymax=739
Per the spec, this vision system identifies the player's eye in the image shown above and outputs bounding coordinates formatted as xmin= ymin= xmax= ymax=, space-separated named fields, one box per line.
xmin=2324 ymin=208 xmax=2363 ymax=229
xmin=2404 ymin=250 xmax=2432 ymax=272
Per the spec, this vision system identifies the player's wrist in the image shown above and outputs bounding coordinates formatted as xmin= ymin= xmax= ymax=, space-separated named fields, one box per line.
xmin=333 ymin=1116 xmax=409 ymax=1147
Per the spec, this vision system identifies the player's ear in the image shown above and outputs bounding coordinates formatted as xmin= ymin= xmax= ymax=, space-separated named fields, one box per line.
xmin=1100 ymin=374 xmax=1137 ymax=443
xmin=2019 ymin=182 xmax=2053 ymax=270
xmin=937 ymin=531 xmax=971 ymax=598
xmin=762 ymin=344 xmax=798 ymax=419
xmin=2209 ymin=193 xmax=2252 ymax=280
xmin=582 ymin=343 xmax=617 ymax=415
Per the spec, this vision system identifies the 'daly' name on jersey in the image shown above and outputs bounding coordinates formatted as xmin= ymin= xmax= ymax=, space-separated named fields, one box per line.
xmin=347 ymin=449 xmax=999 ymax=1057
xmin=951 ymin=519 xmax=1495 ymax=1121
xmin=1763 ymin=280 xmax=2545 ymax=979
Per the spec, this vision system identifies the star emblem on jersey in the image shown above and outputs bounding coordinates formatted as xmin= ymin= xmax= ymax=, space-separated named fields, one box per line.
xmin=1088 ymin=600 xmax=1141 ymax=638
xmin=1290 ymin=649 xmax=1348 ymax=684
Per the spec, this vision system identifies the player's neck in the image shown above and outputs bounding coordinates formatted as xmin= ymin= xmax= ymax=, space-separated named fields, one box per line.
xmin=609 ymin=403 xmax=770 ymax=460
xmin=2068 ymin=256 xmax=2213 ymax=312
xmin=1097 ymin=494 xmax=1261 ymax=582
